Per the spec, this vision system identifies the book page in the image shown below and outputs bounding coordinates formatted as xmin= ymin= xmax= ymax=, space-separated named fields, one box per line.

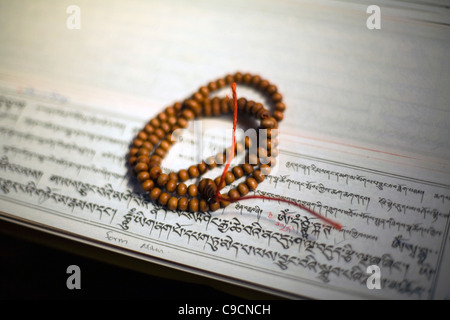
xmin=0 ymin=87 xmax=449 ymax=299
xmin=0 ymin=0 xmax=449 ymax=299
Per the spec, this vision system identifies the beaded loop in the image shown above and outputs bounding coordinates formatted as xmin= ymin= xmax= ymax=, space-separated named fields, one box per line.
xmin=129 ymin=72 xmax=284 ymax=213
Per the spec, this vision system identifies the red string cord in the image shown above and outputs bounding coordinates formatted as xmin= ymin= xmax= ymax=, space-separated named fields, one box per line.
xmin=214 ymin=83 xmax=342 ymax=230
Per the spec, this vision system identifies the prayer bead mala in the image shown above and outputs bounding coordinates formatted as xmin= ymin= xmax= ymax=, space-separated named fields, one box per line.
xmin=128 ymin=72 xmax=342 ymax=229
xmin=128 ymin=72 xmax=283 ymax=214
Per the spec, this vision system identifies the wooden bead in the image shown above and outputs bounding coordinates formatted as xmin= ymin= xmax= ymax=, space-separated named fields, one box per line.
xmin=167 ymin=196 xmax=178 ymax=211
xmin=225 ymin=74 xmax=234 ymax=84
xmin=228 ymin=188 xmax=240 ymax=200
xmin=259 ymin=79 xmax=269 ymax=91
xmin=182 ymin=109 xmax=195 ymax=120
xmin=150 ymin=118 xmax=160 ymax=128
xmin=188 ymin=199 xmax=199 ymax=212
xmin=178 ymin=169 xmax=189 ymax=182
xmin=275 ymin=102 xmax=286 ymax=111
xmin=141 ymin=179 xmax=154 ymax=191
xmin=219 ymin=194 xmax=231 ymax=208
xmin=177 ymin=183 xmax=187 ymax=196
xmin=206 ymin=156 xmax=217 ymax=169
xmin=136 ymin=155 xmax=150 ymax=164
xmin=272 ymin=92 xmax=283 ymax=103
xmin=197 ymin=161 xmax=207 ymax=174
xmin=209 ymin=201 xmax=220 ymax=211
xmin=137 ymin=171 xmax=150 ymax=182
xmin=133 ymin=138 xmax=144 ymax=147
xmin=188 ymin=184 xmax=198 ymax=197
xmin=214 ymin=176 xmax=226 ymax=190
xmin=242 ymin=163 xmax=254 ymax=174
xmin=232 ymin=166 xmax=244 ymax=179
xmin=234 ymin=72 xmax=243 ymax=82
xmin=261 ymin=117 xmax=277 ymax=129
xmin=135 ymin=162 xmax=148 ymax=173
xmin=225 ymin=171 xmax=235 ymax=184
xmin=150 ymin=166 xmax=162 ymax=179
xmin=251 ymin=75 xmax=261 ymax=86
xmin=266 ymin=84 xmax=278 ymax=95
xmin=273 ymin=110 xmax=284 ymax=122
xmin=199 ymin=86 xmax=209 ymax=97
xmin=199 ymin=199 xmax=209 ymax=212
xmin=158 ymin=192 xmax=170 ymax=206
xmin=144 ymin=124 xmax=154 ymax=134
xmin=150 ymin=187 xmax=162 ymax=201
xmin=128 ymin=156 xmax=137 ymax=165
xmin=215 ymin=152 xmax=226 ymax=165
xmin=216 ymin=78 xmax=226 ymax=88
xmin=169 ymin=172 xmax=178 ymax=181
xmin=237 ymin=183 xmax=249 ymax=196
xmin=246 ymin=177 xmax=258 ymax=191
xmin=253 ymin=170 xmax=265 ymax=183
xmin=178 ymin=197 xmax=188 ymax=211
xmin=260 ymin=164 xmax=271 ymax=175
xmin=166 ymin=179 xmax=177 ymax=193
xmin=243 ymin=73 xmax=252 ymax=84
xmin=188 ymin=165 xmax=199 ymax=178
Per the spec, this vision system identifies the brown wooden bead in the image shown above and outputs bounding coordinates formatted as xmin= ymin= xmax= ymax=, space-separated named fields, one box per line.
xmin=141 ymin=179 xmax=154 ymax=191
xmin=129 ymin=147 xmax=139 ymax=157
xmin=237 ymin=183 xmax=249 ymax=196
xmin=266 ymin=84 xmax=278 ymax=95
xmin=192 ymin=92 xmax=204 ymax=103
xmin=133 ymin=138 xmax=144 ymax=147
xmin=150 ymin=118 xmax=160 ymax=128
xmin=144 ymin=124 xmax=154 ymax=134
xmin=177 ymin=117 xmax=188 ymax=128
xmin=137 ymin=171 xmax=150 ymax=182
xmin=225 ymin=74 xmax=234 ymax=84
xmin=157 ymin=112 xmax=168 ymax=122
xmin=242 ymin=163 xmax=254 ymax=174
xmin=197 ymin=162 xmax=207 ymax=174
xmin=207 ymin=81 xmax=218 ymax=92
xmin=178 ymin=169 xmax=189 ymax=182
xmin=260 ymin=164 xmax=271 ymax=175
xmin=165 ymin=106 xmax=176 ymax=117
xmin=160 ymin=122 xmax=171 ymax=133
xmin=225 ymin=171 xmax=235 ymax=184
xmin=219 ymin=194 xmax=231 ymax=208
xmin=148 ymin=134 xmax=160 ymax=145
xmin=234 ymin=72 xmax=243 ymax=83
xmin=188 ymin=199 xmax=199 ymax=212
xmin=154 ymin=128 xmax=165 ymax=139
xmin=228 ymin=188 xmax=240 ymax=200
xmin=243 ymin=73 xmax=252 ymax=84
xmin=246 ymin=177 xmax=258 ymax=191
xmin=248 ymin=153 xmax=259 ymax=166
xmin=214 ymin=176 xmax=226 ymax=190
xmin=198 ymin=178 xmax=217 ymax=201
xmin=209 ymin=201 xmax=220 ymax=211
xmin=157 ymin=173 xmax=169 ymax=187
xmin=169 ymin=172 xmax=178 ymax=181
xmin=136 ymin=155 xmax=150 ymax=165
xmin=220 ymin=97 xmax=230 ymax=113
xmin=237 ymin=97 xmax=247 ymax=111
xmin=150 ymin=155 xmax=162 ymax=164
xmin=173 ymin=102 xmax=182 ymax=111
xmin=199 ymin=86 xmax=209 ymax=97
xmin=273 ymin=110 xmax=284 ymax=122
xmin=261 ymin=117 xmax=277 ymax=129
xmin=259 ymin=79 xmax=269 ymax=91
xmin=188 ymin=165 xmax=199 ymax=178
xmin=178 ymin=197 xmax=188 ymax=211
xmin=158 ymin=192 xmax=170 ymax=206
xmin=244 ymin=136 xmax=252 ymax=149
xmin=203 ymin=98 xmax=212 ymax=117
xmin=253 ymin=170 xmax=265 ymax=183
xmin=232 ymin=166 xmax=244 ymax=179
xmin=166 ymin=179 xmax=177 ymax=193
xmin=177 ymin=183 xmax=187 ymax=196
xmin=212 ymin=98 xmax=221 ymax=116
xmin=199 ymin=199 xmax=209 ymax=212
xmin=188 ymin=184 xmax=198 ymax=197
xmin=137 ymin=148 xmax=150 ymax=157
xmin=215 ymin=152 xmax=226 ymax=165
xmin=272 ymin=92 xmax=283 ymax=103
xmin=150 ymin=187 xmax=162 ymax=201
xmin=275 ymin=102 xmax=286 ymax=111
xmin=167 ymin=196 xmax=178 ymax=211
xmin=206 ymin=156 xmax=217 ymax=169
xmin=128 ymin=156 xmax=137 ymax=166
xmin=216 ymin=78 xmax=226 ymax=88
xmin=251 ymin=75 xmax=261 ymax=86
xmin=150 ymin=166 xmax=162 ymax=179
xmin=135 ymin=162 xmax=148 ymax=173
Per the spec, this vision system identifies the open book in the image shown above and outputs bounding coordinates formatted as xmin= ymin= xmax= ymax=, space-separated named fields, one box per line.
xmin=0 ymin=0 xmax=449 ymax=299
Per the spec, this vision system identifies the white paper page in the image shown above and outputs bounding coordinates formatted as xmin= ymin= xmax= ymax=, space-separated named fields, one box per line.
xmin=0 ymin=0 xmax=449 ymax=299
